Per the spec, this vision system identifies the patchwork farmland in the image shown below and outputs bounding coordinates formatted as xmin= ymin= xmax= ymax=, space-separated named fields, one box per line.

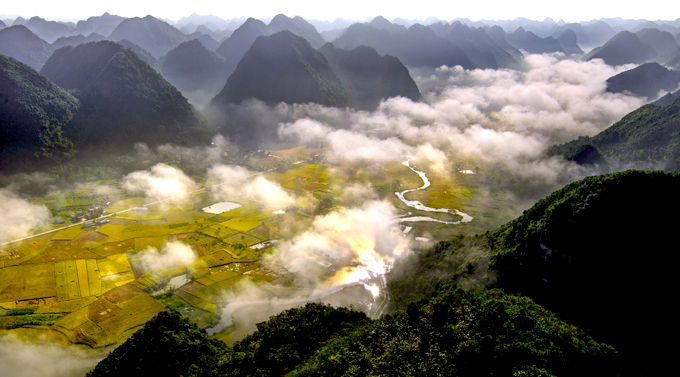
xmin=0 ymin=146 xmax=518 ymax=348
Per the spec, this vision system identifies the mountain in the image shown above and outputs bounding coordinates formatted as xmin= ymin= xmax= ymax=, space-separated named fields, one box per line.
xmin=584 ymin=31 xmax=658 ymax=66
xmin=194 ymin=34 xmax=219 ymax=51
xmin=389 ymin=169 xmax=680 ymax=376
xmin=0 ymin=20 xmax=6 ymax=29
xmin=487 ymin=25 xmax=524 ymax=60
xmin=268 ymin=14 xmax=325 ymax=49
xmin=215 ymin=18 xmax=269 ymax=79
xmin=116 ymin=39 xmax=161 ymax=71
xmin=161 ymin=39 xmax=229 ymax=99
xmin=605 ymin=62 xmax=680 ymax=99
xmin=24 ymin=16 xmax=71 ymax=43
xmin=0 ymin=25 xmax=53 ymax=70
xmin=86 ymin=311 xmax=228 ymax=377
xmin=505 ymin=26 xmax=565 ymax=54
xmin=211 ymin=31 xmax=349 ymax=107
xmin=635 ymin=28 xmax=679 ymax=56
xmin=368 ymin=15 xmax=408 ymax=34
xmin=582 ymin=21 xmax=617 ymax=48
xmin=442 ymin=21 xmax=520 ymax=69
xmin=555 ymin=29 xmax=584 ymax=55
xmin=547 ymin=94 xmax=680 ymax=169
xmin=87 ymin=290 xmax=615 ymax=377
xmin=486 ymin=170 xmax=680 ymax=376
xmin=108 ymin=15 xmax=187 ymax=58
xmin=333 ymin=22 xmax=475 ymax=69
xmin=72 ymin=12 xmax=126 ymax=37
xmin=319 ymin=43 xmax=422 ymax=110
xmin=51 ymin=33 xmax=105 ymax=50
xmin=0 ymin=54 xmax=79 ymax=169
xmin=40 ymin=41 xmax=203 ymax=148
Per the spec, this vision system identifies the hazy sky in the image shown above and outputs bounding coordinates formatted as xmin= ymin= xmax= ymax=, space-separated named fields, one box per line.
xmin=1 ymin=0 xmax=676 ymax=23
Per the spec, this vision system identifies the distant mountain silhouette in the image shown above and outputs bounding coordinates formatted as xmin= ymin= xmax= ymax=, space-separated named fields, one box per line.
xmin=582 ymin=21 xmax=616 ymax=48
xmin=635 ymin=28 xmax=679 ymax=56
xmin=555 ymin=29 xmax=584 ymax=55
xmin=194 ymin=34 xmax=219 ymax=51
xmin=117 ymin=39 xmax=161 ymax=71
xmin=161 ymin=39 xmax=229 ymax=98
xmin=606 ymin=62 xmax=680 ymax=99
xmin=487 ymin=25 xmax=524 ymax=60
xmin=24 ymin=16 xmax=71 ymax=43
xmin=0 ymin=25 xmax=53 ymax=70
xmin=334 ymin=21 xmax=475 ymax=69
xmin=319 ymin=43 xmax=422 ymax=110
xmin=0 ymin=20 xmax=6 ymax=29
xmin=72 ymin=12 xmax=125 ymax=37
xmin=51 ymin=33 xmax=105 ymax=50
xmin=109 ymin=15 xmax=187 ymax=58
xmin=215 ymin=18 xmax=270 ymax=79
xmin=268 ymin=14 xmax=325 ymax=48
xmin=211 ymin=31 xmax=349 ymax=107
xmin=41 ymin=41 xmax=201 ymax=147
xmin=505 ymin=27 xmax=564 ymax=54
xmin=442 ymin=21 xmax=519 ymax=69
xmin=584 ymin=31 xmax=658 ymax=66
xmin=207 ymin=31 xmax=350 ymax=144
xmin=0 ymin=54 xmax=79 ymax=169
xmin=368 ymin=16 xmax=407 ymax=34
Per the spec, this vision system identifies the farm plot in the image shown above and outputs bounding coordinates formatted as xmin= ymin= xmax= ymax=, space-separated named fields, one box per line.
xmin=0 ymin=264 xmax=56 ymax=302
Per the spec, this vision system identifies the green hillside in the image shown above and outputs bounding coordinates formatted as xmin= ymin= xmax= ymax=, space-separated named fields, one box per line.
xmin=548 ymin=93 xmax=680 ymax=169
xmin=0 ymin=54 xmax=79 ymax=169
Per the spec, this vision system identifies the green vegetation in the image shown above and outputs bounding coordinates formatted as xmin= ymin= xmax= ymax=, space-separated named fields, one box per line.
xmin=86 ymin=310 xmax=228 ymax=377
xmin=87 ymin=289 xmax=615 ymax=376
xmin=389 ymin=170 xmax=680 ymax=376
xmin=548 ymin=94 xmax=680 ymax=169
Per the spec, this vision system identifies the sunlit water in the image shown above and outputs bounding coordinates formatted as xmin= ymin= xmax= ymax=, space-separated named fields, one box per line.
xmin=202 ymin=201 xmax=242 ymax=214
xmin=208 ymin=160 xmax=472 ymax=336
xmin=395 ymin=160 xmax=473 ymax=224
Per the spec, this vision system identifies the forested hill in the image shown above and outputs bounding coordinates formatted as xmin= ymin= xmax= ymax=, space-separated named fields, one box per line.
xmin=87 ymin=290 xmax=615 ymax=376
xmin=547 ymin=92 xmax=680 ymax=170
xmin=40 ymin=41 xmax=207 ymax=148
xmin=0 ymin=54 xmax=79 ymax=169
xmin=389 ymin=169 xmax=680 ymax=376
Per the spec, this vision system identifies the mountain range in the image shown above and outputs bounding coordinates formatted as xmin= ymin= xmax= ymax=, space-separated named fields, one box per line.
xmin=40 ymin=41 xmax=204 ymax=149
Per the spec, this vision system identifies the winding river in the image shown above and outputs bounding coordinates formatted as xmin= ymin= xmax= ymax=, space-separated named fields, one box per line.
xmin=395 ymin=160 xmax=473 ymax=224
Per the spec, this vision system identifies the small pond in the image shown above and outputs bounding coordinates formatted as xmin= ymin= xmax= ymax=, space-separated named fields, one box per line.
xmin=202 ymin=201 xmax=242 ymax=214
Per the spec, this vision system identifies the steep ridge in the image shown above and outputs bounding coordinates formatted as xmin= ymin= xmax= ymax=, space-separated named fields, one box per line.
xmin=584 ymin=31 xmax=658 ymax=66
xmin=210 ymin=31 xmax=350 ymax=108
xmin=108 ymin=15 xmax=187 ymax=58
xmin=605 ymin=62 xmax=680 ymax=99
xmin=319 ymin=43 xmax=422 ymax=110
xmin=24 ymin=16 xmax=71 ymax=43
xmin=442 ymin=21 xmax=520 ymax=69
xmin=0 ymin=25 xmax=53 ymax=70
xmin=41 ymin=41 xmax=201 ymax=147
xmin=334 ymin=21 xmax=475 ymax=69
xmin=548 ymin=93 xmax=680 ymax=169
xmin=72 ymin=12 xmax=125 ymax=37
xmin=486 ymin=170 xmax=680 ymax=376
xmin=505 ymin=26 xmax=564 ymax=54
xmin=268 ymin=14 xmax=325 ymax=48
xmin=0 ymin=54 xmax=79 ymax=168
xmin=215 ymin=18 xmax=269 ymax=78
xmin=161 ymin=39 xmax=229 ymax=96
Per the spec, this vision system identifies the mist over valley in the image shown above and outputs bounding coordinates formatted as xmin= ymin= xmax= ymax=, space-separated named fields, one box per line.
xmin=1 ymin=8 xmax=679 ymax=376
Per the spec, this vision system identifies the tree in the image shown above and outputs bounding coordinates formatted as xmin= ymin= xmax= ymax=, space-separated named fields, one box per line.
xmin=34 ymin=121 xmax=77 ymax=163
